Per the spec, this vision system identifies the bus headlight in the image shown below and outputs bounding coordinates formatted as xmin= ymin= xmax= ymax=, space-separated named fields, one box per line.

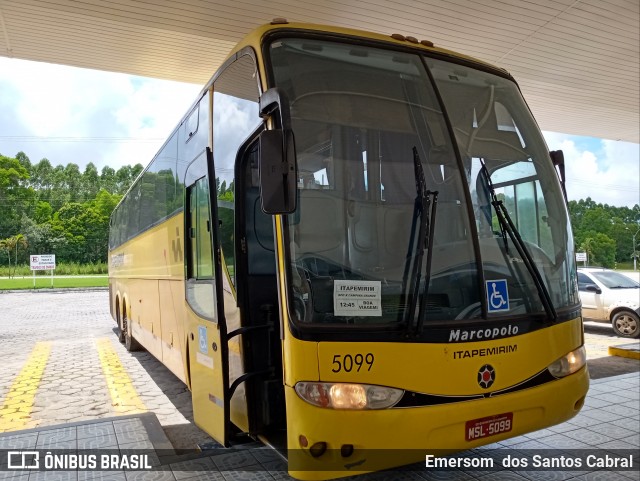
xmin=295 ymin=382 xmax=403 ymax=410
xmin=548 ymin=346 xmax=586 ymax=378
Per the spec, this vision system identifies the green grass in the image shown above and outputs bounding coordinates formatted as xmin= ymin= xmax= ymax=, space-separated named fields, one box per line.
xmin=0 ymin=262 xmax=108 ymax=277
xmin=0 ymin=276 xmax=109 ymax=290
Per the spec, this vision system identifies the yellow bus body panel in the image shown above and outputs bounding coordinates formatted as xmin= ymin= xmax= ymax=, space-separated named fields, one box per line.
xmin=109 ymin=213 xmax=188 ymax=385
xmin=284 ymin=318 xmax=588 ymax=478
xmin=286 ymin=367 xmax=588 ymax=479
xmin=316 ymin=318 xmax=583 ymax=393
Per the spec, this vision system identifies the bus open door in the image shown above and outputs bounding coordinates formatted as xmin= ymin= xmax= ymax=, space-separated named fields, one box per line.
xmin=184 ymin=146 xmax=231 ymax=446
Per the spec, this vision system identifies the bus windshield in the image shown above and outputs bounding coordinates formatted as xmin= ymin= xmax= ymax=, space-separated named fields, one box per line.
xmin=268 ymin=37 xmax=578 ymax=329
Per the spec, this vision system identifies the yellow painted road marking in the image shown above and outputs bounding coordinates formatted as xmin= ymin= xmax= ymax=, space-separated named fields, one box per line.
xmin=96 ymin=338 xmax=146 ymax=414
xmin=0 ymin=342 xmax=52 ymax=432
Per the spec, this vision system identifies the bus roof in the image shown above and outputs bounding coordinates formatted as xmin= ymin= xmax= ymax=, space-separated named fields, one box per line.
xmin=229 ymin=20 xmax=509 ymax=77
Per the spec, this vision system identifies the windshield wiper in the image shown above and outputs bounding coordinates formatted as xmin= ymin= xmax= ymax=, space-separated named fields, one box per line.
xmin=479 ymin=159 xmax=557 ymax=321
xmin=401 ymin=147 xmax=438 ymax=336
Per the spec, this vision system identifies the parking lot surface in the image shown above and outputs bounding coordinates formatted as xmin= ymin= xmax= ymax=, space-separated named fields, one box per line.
xmin=0 ymin=290 xmax=212 ymax=449
xmin=0 ymin=290 xmax=638 ymax=480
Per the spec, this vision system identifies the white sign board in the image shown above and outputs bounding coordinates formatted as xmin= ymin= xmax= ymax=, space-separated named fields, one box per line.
xmin=575 ymin=252 xmax=587 ymax=262
xmin=333 ymin=280 xmax=382 ymax=317
xmin=30 ymin=254 xmax=56 ymax=271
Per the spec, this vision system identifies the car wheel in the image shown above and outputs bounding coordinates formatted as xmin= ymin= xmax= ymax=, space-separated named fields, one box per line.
xmin=611 ymin=311 xmax=640 ymax=339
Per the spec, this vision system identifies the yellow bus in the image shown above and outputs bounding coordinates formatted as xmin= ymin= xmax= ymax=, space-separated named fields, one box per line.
xmin=108 ymin=20 xmax=589 ymax=479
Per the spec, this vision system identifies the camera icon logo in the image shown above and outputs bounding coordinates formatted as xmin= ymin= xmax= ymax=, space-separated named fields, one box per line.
xmin=8 ymin=451 xmax=40 ymax=469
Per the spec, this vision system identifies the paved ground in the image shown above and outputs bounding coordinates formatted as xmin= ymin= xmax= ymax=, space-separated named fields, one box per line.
xmin=0 ymin=290 xmax=213 ymax=449
xmin=0 ymin=290 xmax=638 ymax=480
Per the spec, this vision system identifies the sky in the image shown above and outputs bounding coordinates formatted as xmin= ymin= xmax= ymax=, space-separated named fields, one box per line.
xmin=0 ymin=56 xmax=638 ymax=208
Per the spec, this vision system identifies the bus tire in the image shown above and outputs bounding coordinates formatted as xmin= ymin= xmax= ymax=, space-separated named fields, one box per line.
xmin=116 ymin=299 xmax=125 ymax=343
xmin=611 ymin=310 xmax=640 ymax=339
xmin=123 ymin=311 xmax=142 ymax=352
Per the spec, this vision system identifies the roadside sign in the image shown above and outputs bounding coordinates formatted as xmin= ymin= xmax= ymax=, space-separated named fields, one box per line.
xmin=575 ymin=252 xmax=587 ymax=262
xmin=30 ymin=254 xmax=56 ymax=271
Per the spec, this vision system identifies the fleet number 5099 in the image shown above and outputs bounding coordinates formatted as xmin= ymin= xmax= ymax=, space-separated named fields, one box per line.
xmin=331 ymin=353 xmax=374 ymax=373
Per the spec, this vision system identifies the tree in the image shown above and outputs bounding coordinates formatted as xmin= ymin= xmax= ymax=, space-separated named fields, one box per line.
xmin=568 ymin=198 xmax=640 ymax=266
xmin=0 ymin=234 xmax=28 ymax=278
xmin=115 ymin=164 xmax=142 ymax=194
xmin=580 ymin=233 xmax=616 ymax=268
xmin=0 ymin=154 xmax=35 ymax=239
xmin=83 ymin=162 xmax=100 ymax=199
xmin=100 ymin=166 xmax=117 ymax=193
xmin=49 ymin=165 xmax=69 ymax=211
xmin=31 ymin=158 xmax=53 ymax=192
xmin=92 ymin=189 xmax=121 ymax=218
xmin=64 ymin=163 xmax=83 ymax=202
xmin=15 ymin=151 xmax=31 ymax=172
xmin=21 ymin=215 xmax=66 ymax=257
xmin=34 ymin=201 xmax=53 ymax=224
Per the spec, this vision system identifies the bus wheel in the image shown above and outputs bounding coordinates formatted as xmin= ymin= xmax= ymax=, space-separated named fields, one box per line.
xmin=612 ymin=311 xmax=640 ymax=339
xmin=117 ymin=303 xmax=125 ymax=343
xmin=123 ymin=312 xmax=142 ymax=352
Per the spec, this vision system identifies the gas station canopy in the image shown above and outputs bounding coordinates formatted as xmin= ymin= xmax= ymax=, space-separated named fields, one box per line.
xmin=0 ymin=0 xmax=637 ymax=142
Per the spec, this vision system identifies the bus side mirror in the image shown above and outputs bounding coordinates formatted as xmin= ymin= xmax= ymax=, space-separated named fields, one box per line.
xmin=258 ymin=88 xmax=297 ymax=214
xmin=259 ymin=129 xmax=297 ymax=214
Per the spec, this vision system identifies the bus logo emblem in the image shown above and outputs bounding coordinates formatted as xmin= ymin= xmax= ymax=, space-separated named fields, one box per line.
xmin=478 ymin=364 xmax=495 ymax=389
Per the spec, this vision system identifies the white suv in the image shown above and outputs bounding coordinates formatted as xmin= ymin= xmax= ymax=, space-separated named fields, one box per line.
xmin=577 ymin=268 xmax=640 ymax=338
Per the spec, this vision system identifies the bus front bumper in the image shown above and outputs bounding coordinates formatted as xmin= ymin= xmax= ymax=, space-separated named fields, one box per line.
xmin=285 ymin=366 xmax=589 ymax=480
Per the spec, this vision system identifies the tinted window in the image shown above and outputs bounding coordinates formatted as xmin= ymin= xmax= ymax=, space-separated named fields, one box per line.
xmin=213 ymin=54 xmax=261 ymax=288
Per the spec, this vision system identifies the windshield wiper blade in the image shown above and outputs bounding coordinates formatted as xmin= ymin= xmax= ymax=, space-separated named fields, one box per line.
xmin=401 ymin=147 xmax=438 ymax=336
xmin=479 ymin=159 xmax=557 ymax=321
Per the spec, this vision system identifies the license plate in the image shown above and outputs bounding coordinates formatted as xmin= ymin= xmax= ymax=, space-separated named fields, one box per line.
xmin=465 ymin=412 xmax=513 ymax=441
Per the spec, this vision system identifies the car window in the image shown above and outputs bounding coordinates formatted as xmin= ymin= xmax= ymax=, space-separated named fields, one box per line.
xmin=577 ymin=272 xmax=595 ymax=290
xmin=591 ymin=271 xmax=639 ymax=289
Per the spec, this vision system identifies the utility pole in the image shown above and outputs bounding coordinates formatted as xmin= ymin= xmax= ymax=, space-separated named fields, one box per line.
xmin=633 ymin=227 xmax=640 ymax=271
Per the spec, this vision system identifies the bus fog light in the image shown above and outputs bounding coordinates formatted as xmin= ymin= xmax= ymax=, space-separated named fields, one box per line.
xmin=548 ymin=346 xmax=586 ymax=378
xmin=341 ymin=444 xmax=354 ymax=457
xmin=309 ymin=442 xmax=327 ymax=458
xmin=295 ymin=382 xmax=403 ymax=409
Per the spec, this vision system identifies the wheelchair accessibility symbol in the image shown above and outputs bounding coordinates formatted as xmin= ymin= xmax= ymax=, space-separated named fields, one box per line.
xmin=486 ymin=279 xmax=509 ymax=313
xmin=198 ymin=326 xmax=208 ymax=354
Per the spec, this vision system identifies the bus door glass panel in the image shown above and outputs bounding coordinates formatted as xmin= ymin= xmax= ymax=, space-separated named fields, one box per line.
xmin=212 ymin=52 xmax=261 ymax=431
xmin=185 ymin=174 xmax=227 ymax=444
xmin=268 ymin=38 xmax=478 ymax=327
xmin=213 ymin=53 xmax=262 ymax=289
xmin=429 ymin=57 xmax=579 ymax=313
